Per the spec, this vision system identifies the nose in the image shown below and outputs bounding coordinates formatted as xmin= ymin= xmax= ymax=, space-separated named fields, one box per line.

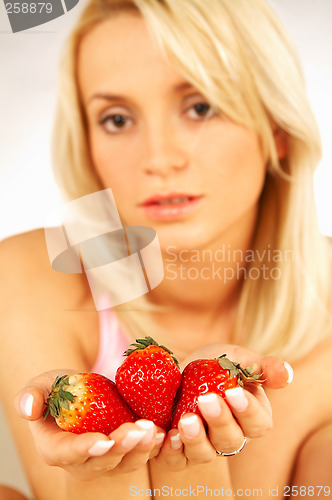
xmin=141 ymin=120 xmax=188 ymax=176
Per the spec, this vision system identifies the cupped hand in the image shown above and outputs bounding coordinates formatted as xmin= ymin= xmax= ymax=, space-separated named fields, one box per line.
xmin=14 ymin=370 xmax=165 ymax=480
xmin=153 ymin=344 xmax=293 ymax=470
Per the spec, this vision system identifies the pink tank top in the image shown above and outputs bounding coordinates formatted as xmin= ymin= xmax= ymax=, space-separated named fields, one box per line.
xmin=91 ymin=308 xmax=130 ymax=382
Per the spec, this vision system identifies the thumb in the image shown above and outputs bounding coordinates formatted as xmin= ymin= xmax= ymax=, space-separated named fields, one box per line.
xmin=13 ymin=369 xmax=77 ymax=421
xmin=14 ymin=387 xmax=46 ymax=421
xmin=260 ymin=356 xmax=294 ymax=389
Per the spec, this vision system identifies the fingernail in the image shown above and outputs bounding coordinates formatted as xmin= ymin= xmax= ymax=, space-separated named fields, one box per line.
xmin=121 ymin=429 xmax=147 ymax=449
xmin=198 ymin=393 xmax=221 ymax=418
xmin=225 ymin=387 xmax=248 ymax=412
xmin=180 ymin=414 xmax=200 ymax=438
xmin=88 ymin=439 xmax=115 ymax=456
xmin=170 ymin=432 xmax=182 ymax=450
xmin=155 ymin=432 xmax=165 ymax=445
xmin=135 ymin=420 xmax=154 ymax=444
xmin=20 ymin=393 xmax=34 ymax=418
xmin=284 ymin=362 xmax=294 ymax=384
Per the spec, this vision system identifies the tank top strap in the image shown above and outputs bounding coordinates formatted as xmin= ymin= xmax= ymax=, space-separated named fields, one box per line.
xmin=91 ymin=303 xmax=130 ymax=381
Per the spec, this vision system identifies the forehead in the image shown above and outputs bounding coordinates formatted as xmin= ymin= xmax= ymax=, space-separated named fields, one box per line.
xmin=77 ymin=13 xmax=185 ymax=100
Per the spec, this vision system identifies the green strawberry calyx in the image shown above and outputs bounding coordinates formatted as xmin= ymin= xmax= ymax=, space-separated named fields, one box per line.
xmin=217 ymin=354 xmax=264 ymax=387
xmin=124 ymin=336 xmax=180 ymax=368
xmin=43 ymin=374 xmax=76 ymax=420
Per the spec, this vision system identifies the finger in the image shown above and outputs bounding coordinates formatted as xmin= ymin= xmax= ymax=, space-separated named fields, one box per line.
xmin=153 ymin=429 xmax=186 ymax=470
xmin=244 ymin=383 xmax=272 ymax=417
xmin=14 ymin=369 xmax=78 ymax=420
xmin=148 ymin=429 xmax=166 ymax=459
xmin=225 ymin=387 xmax=273 ymax=439
xmin=178 ymin=414 xmax=216 ymax=465
xmin=38 ymin=419 xmax=152 ymax=471
xmin=14 ymin=388 xmax=45 ymax=420
xmin=109 ymin=420 xmax=157 ymax=472
xmin=260 ymin=357 xmax=293 ymax=388
xmin=30 ymin=417 xmax=115 ymax=466
xmin=80 ymin=421 xmax=153 ymax=475
xmin=217 ymin=346 xmax=293 ymax=389
xmin=197 ymin=393 xmax=245 ymax=454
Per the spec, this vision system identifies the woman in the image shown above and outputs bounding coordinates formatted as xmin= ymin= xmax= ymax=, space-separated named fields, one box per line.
xmin=0 ymin=0 xmax=331 ymax=499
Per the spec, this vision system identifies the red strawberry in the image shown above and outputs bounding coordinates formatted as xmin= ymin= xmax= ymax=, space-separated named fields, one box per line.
xmin=43 ymin=373 xmax=137 ymax=434
xmin=172 ymin=354 xmax=262 ymax=428
xmin=115 ymin=336 xmax=181 ymax=431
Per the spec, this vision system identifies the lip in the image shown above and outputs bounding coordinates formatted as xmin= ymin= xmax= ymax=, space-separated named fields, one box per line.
xmin=140 ymin=193 xmax=203 ymax=221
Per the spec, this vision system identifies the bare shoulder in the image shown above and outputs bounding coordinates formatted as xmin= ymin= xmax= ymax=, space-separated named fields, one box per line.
xmin=289 ymin=332 xmax=332 ymax=424
xmin=0 ymin=230 xmax=98 ymax=499
xmin=292 ymin=422 xmax=332 ymax=487
xmin=0 ymin=229 xmax=98 ymax=378
xmin=295 ymin=332 xmax=332 ymax=381
xmin=0 ymin=229 xmax=87 ymax=307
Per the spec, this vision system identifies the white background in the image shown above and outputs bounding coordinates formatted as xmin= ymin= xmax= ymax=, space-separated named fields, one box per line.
xmin=0 ymin=0 xmax=331 ymax=241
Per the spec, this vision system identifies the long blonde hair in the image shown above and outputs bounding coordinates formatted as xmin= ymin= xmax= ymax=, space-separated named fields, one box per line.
xmin=52 ymin=0 xmax=332 ymax=360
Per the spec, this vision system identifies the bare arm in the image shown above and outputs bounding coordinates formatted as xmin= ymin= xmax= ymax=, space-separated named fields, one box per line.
xmin=0 ymin=232 xmax=160 ymax=500
xmin=0 ymin=232 xmax=88 ymax=498
xmin=0 ymin=485 xmax=29 ymax=500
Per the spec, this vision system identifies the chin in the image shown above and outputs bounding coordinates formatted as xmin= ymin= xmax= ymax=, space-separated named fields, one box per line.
xmin=121 ymin=214 xmax=216 ymax=253
xmin=156 ymin=225 xmax=211 ymax=254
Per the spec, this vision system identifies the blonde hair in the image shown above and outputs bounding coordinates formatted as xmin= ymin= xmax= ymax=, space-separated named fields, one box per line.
xmin=52 ymin=0 xmax=332 ymax=361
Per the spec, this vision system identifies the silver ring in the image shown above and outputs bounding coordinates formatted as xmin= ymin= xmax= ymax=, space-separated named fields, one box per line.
xmin=216 ymin=437 xmax=247 ymax=457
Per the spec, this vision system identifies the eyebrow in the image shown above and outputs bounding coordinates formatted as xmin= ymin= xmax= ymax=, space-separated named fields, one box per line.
xmin=174 ymin=81 xmax=195 ymax=92
xmin=87 ymin=93 xmax=127 ymax=105
xmin=87 ymin=81 xmax=196 ymax=105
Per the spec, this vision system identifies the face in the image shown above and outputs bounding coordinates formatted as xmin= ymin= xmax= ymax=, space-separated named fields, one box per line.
xmin=78 ymin=13 xmax=267 ymax=252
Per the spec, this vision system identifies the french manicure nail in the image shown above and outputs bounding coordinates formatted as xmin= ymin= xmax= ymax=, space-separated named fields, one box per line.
xmin=20 ymin=393 xmax=34 ymax=418
xmin=155 ymin=432 xmax=165 ymax=445
xmin=198 ymin=393 xmax=221 ymax=418
xmin=121 ymin=430 xmax=147 ymax=448
xmin=88 ymin=439 xmax=115 ymax=456
xmin=284 ymin=362 xmax=294 ymax=384
xmin=135 ymin=420 xmax=154 ymax=444
xmin=170 ymin=432 xmax=182 ymax=450
xmin=225 ymin=387 xmax=248 ymax=412
xmin=180 ymin=415 xmax=200 ymax=438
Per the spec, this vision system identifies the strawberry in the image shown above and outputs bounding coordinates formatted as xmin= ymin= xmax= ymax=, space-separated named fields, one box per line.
xmin=172 ymin=354 xmax=262 ymax=428
xmin=115 ymin=336 xmax=181 ymax=431
xmin=43 ymin=373 xmax=137 ymax=434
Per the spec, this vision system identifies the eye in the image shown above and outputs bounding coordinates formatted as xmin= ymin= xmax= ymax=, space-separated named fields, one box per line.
xmin=186 ymin=102 xmax=215 ymax=120
xmin=99 ymin=114 xmax=133 ymax=133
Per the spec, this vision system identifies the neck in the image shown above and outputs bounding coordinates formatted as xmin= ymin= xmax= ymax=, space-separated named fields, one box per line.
xmin=148 ymin=214 xmax=256 ymax=316
xmin=143 ymin=207 xmax=258 ymax=354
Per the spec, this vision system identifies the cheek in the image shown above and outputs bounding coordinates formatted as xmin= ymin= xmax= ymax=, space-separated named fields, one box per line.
xmin=232 ymin=134 xmax=266 ymax=196
xmin=89 ymin=133 xmax=135 ymax=190
xmin=205 ymin=127 xmax=266 ymax=196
